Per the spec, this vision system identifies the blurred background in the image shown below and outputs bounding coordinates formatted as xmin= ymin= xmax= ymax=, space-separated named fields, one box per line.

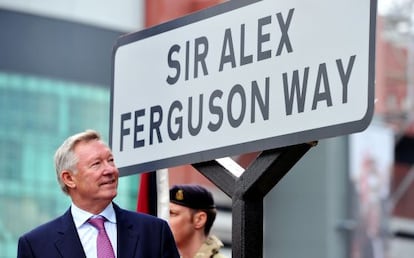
xmin=1 ymin=0 xmax=414 ymax=257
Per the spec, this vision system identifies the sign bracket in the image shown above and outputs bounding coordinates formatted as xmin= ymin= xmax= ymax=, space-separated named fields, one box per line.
xmin=192 ymin=141 xmax=317 ymax=257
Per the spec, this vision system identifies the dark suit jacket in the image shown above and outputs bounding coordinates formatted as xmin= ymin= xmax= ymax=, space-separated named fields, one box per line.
xmin=17 ymin=203 xmax=180 ymax=258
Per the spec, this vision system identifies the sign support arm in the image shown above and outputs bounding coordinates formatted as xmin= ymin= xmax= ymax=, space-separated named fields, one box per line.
xmin=192 ymin=141 xmax=317 ymax=258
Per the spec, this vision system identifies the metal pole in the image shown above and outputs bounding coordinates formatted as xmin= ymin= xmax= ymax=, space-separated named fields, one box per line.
xmin=192 ymin=141 xmax=317 ymax=258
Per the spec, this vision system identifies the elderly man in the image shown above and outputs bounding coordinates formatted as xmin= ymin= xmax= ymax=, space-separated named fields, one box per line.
xmin=18 ymin=129 xmax=179 ymax=258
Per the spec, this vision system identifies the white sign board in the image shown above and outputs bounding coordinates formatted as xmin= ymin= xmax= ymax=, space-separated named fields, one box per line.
xmin=110 ymin=0 xmax=376 ymax=175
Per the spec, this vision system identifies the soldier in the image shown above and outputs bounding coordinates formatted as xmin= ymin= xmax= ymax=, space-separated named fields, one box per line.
xmin=169 ymin=184 xmax=228 ymax=258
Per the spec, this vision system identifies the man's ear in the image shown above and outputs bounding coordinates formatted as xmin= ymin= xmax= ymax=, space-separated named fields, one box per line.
xmin=61 ymin=170 xmax=76 ymax=190
xmin=193 ymin=211 xmax=207 ymax=230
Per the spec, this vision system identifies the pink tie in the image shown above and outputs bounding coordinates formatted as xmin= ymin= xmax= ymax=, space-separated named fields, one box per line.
xmin=88 ymin=216 xmax=115 ymax=258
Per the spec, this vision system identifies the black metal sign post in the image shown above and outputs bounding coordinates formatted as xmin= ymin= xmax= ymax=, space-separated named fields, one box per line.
xmin=192 ymin=141 xmax=317 ymax=258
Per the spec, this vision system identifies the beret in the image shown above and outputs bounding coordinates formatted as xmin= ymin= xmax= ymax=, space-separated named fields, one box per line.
xmin=170 ymin=184 xmax=216 ymax=209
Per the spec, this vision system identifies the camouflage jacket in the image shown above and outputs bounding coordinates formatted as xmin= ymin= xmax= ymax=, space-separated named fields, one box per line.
xmin=192 ymin=235 xmax=228 ymax=258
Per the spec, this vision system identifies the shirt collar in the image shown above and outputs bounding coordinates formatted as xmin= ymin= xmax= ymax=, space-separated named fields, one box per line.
xmin=71 ymin=202 xmax=116 ymax=228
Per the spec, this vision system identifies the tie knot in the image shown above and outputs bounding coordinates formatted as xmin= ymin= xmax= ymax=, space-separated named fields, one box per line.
xmin=88 ymin=216 xmax=106 ymax=230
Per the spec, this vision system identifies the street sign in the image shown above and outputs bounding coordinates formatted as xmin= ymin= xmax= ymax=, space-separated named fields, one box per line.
xmin=110 ymin=0 xmax=376 ymax=176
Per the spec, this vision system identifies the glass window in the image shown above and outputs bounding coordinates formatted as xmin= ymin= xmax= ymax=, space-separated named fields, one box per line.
xmin=0 ymin=72 xmax=138 ymax=257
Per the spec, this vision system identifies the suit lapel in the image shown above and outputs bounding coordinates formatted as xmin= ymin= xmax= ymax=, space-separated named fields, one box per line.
xmin=54 ymin=209 xmax=87 ymax=258
xmin=114 ymin=204 xmax=140 ymax=258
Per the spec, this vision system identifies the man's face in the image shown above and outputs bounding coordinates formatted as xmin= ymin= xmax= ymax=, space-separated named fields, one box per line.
xmin=71 ymin=139 xmax=119 ymax=204
xmin=169 ymin=203 xmax=196 ymax=247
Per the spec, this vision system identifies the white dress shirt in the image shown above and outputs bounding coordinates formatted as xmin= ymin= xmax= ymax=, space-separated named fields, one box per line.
xmin=71 ymin=203 xmax=117 ymax=258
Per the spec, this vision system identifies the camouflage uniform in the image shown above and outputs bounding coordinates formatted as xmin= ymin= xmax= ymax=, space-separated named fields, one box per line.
xmin=192 ymin=235 xmax=228 ymax=258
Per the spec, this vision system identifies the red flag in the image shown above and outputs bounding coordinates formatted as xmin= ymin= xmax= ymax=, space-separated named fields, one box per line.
xmin=137 ymin=171 xmax=157 ymax=215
